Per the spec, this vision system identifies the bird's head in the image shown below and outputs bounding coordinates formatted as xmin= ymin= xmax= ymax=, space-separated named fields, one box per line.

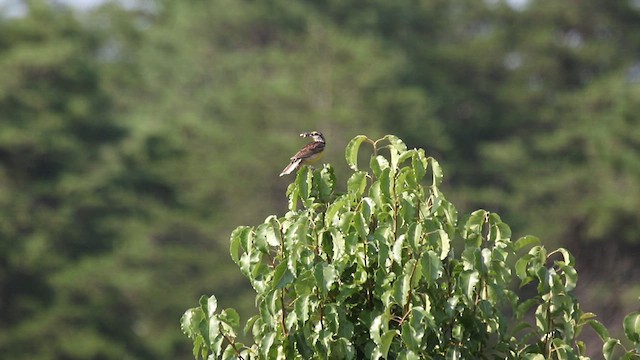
xmin=300 ymin=131 xmax=325 ymax=143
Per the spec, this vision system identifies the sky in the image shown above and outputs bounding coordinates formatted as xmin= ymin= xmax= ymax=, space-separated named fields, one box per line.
xmin=1 ymin=0 xmax=113 ymax=16
xmin=2 ymin=0 xmax=532 ymax=15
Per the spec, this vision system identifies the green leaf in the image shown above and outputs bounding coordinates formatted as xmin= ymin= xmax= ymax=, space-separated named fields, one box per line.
xmin=384 ymin=134 xmax=408 ymax=153
xmin=515 ymin=254 xmax=532 ymax=282
xmin=623 ymin=311 xmax=640 ymax=344
xmin=329 ymin=338 xmax=355 ymax=359
xmin=338 ymin=211 xmax=356 ymax=234
xmin=438 ymin=229 xmax=451 ymax=260
xmin=354 ymin=211 xmax=369 ymax=239
xmin=294 ymin=331 xmax=314 ymax=359
xmin=286 ymin=181 xmax=300 ymax=211
xmin=347 ymin=171 xmax=368 ymax=196
xmin=394 ymin=259 xmax=417 ymax=307
xmin=516 ymin=298 xmax=539 ymax=319
xmin=219 ymin=308 xmax=240 ymax=330
xmin=242 ymin=318 xmax=260 ymax=343
xmin=371 ymin=155 xmax=390 ymax=179
xmin=420 ymin=250 xmax=442 ymax=285
xmin=550 ymin=247 xmax=575 ymax=267
xmin=208 ymin=316 xmax=223 ymax=355
xmin=254 ymin=223 xmax=270 ymax=253
xmin=464 ymin=209 xmax=487 ymax=236
xmin=514 ymin=235 xmax=541 ymax=252
xmin=314 ymin=262 xmax=337 ymax=295
xmin=222 ymin=342 xmax=243 ymax=360
xmin=412 ymin=149 xmax=428 ymax=182
xmin=370 ymin=314 xmax=384 ymax=345
xmin=325 ymin=197 xmax=347 ymax=228
xmin=273 ymin=262 xmax=294 ymax=289
xmin=295 ymin=166 xmax=313 ymax=204
xmin=603 ymin=338 xmax=620 ymax=360
xmin=206 ymin=295 xmax=218 ymax=318
xmin=560 ymin=263 xmax=578 ymax=291
xmin=346 ymin=135 xmax=370 ymax=171
xmin=379 ymin=330 xmax=399 ymax=359
xmin=460 ymin=270 xmax=480 ymax=301
xmin=260 ymin=332 xmax=276 ymax=359
xmin=429 ymin=157 xmax=443 ymax=186
xmin=230 ymin=226 xmax=252 ymax=265
xmin=522 ymin=355 xmax=545 ymax=360
xmin=266 ymin=216 xmax=282 ymax=247
xmin=407 ymin=222 xmax=423 ymax=253
xmin=587 ymin=319 xmax=611 ymax=341
xmin=317 ymin=164 xmax=336 ymax=202
xmin=397 ymin=149 xmax=416 ymax=168
xmin=384 ymin=134 xmax=407 ymax=169
xmin=398 ymin=350 xmax=420 ymax=360
xmin=181 ymin=307 xmax=205 ymax=339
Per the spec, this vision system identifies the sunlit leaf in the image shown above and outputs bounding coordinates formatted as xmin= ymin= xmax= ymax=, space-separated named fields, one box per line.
xmin=407 ymin=222 xmax=423 ymax=253
xmin=385 ymin=134 xmax=408 ymax=153
xmin=587 ymin=319 xmax=610 ymax=341
xmin=348 ymin=171 xmax=368 ymax=196
xmin=286 ymin=181 xmax=300 ymax=211
xmin=603 ymin=338 xmax=620 ymax=360
xmin=464 ymin=209 xmax=487 ymax=236
xmin=438 ymin=229 xmax=451 ymax=260
xmin=514 ymin=235 xmax=540 ymax=252
xmin=560 ymin=264 xmax=578 ymax=291
xmin=623 ymin=311 xmax=640 ymax=343
xmin=230 ymin=226 xmax=252 ymax=265
xmin=273 ymin=262 xmax=294 ymax=289
xmin=429 ymin=157 xmax=443 ymax=186
xmin=260 ymin=332 xmax=276 ymax=359
xmin=412 ymin=149 xmax=428 ymax=182
xmin=314 ymin=262 xmax=337 ymax=295
xmin=380 ymin=330 xmax=399 ymax=359
xmin=346 ymin=135 xmax=370 ymax=171
xmin=206 ymin=295 xmax=218 ymax=318
xmin=460 ymin=270 xmax=480 ymax=301
xmin=325 ymin=197 xmax=347 ymax=228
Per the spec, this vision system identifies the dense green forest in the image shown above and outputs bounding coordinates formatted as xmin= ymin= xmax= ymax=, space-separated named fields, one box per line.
xmin=1 ymin=0 xmax=639 ymax=358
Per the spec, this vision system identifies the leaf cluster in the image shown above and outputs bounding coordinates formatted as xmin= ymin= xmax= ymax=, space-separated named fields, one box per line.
xmin=182 ymin=135 xmax=640 ymax=359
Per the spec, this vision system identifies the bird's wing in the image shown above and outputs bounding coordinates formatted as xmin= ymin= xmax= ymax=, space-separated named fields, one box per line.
xmin=290 ymin=141 xmax=325 ymax=160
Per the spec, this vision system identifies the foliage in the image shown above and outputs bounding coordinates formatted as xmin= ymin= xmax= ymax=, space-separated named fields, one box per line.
xmin=2 ymin=0 xmax=640 ymax=358
xmin=182 ymin=135 xmax=640 ymax=359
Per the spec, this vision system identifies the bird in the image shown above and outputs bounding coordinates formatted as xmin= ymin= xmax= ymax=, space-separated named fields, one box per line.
xmin=279 ymin=131 xmax=326 ymax=176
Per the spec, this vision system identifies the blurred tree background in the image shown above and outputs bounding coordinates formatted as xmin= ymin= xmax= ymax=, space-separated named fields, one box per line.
xmin=0 ymin=0 xmax=638 ymax=358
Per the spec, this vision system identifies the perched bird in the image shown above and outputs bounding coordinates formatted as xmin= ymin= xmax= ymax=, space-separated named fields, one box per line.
xmin=279 ymin=131 xmax=326 ymax=176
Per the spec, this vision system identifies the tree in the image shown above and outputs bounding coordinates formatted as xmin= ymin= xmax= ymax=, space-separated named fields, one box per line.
xmin=182 ymin=135 xmax=640 ymax=359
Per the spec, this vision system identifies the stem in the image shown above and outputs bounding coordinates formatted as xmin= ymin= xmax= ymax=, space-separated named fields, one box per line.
xmin=545 ymin=295 xmax=553 ymax=357
xmin=363 ymin=232 xmax=373 ymax=308
xmin=220 ymin=331 xmax=244 ymax=360
xmin=401 ymin=259 xmax=420 ymax=324
xmin=319 ymin=299 xmax=325 ymax=329
xmin=280 ymin=290 xmax=288 ymax=337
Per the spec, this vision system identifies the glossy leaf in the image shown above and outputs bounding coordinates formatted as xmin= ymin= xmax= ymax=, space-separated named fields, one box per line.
xmin=587 ymin=319 xmax=611 ymax=341
xmin=514 ymin=235 xmax=541 ymax=252
xmin=603 ymin=338 xmax=620 ymax=360
xmin=347 ymin=171 xmax=368 ymax=196
xmin=183 ymin=134 xmax=627 ymax=360
xmin=460 ymin=270 xmax=480 ymax=301
xmin=314 ymin=262 xmax=337 ymax=295
xmin=623 ymin=311 xmax=640 ymax=343
xmin=345 ymin=135 xmax=370 ymax=171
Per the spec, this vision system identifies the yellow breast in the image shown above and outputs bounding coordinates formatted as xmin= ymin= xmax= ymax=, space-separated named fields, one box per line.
xmin=302 ymin=151 xmax=324 ymax=165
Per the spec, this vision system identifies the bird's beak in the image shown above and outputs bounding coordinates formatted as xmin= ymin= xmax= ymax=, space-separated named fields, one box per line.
xmin=300 ymin=132 xmax=310 ymax=137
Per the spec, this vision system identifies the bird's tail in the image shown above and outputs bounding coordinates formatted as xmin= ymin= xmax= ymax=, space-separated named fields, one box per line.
xmin=279 ymin=158 xmax=302 ymax=176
